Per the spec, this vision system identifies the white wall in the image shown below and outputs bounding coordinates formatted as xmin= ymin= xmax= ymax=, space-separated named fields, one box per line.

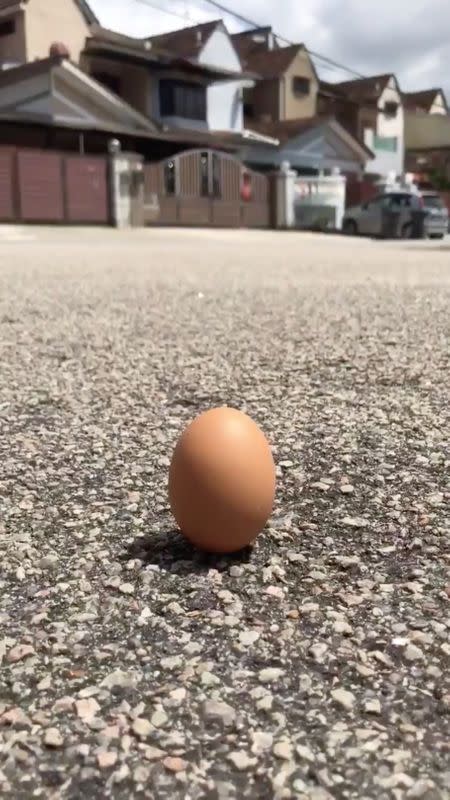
xmin=199 ymin=27 xmax=244 ymax=131
xmin=364 ymin=79 xmax=404 ymax=178
xmin=430 ymin=93 xmax=447 ymax=115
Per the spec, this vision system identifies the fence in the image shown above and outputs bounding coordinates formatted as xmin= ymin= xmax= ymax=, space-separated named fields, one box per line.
xmin=0 ymin=147 xmax=110 ymax=225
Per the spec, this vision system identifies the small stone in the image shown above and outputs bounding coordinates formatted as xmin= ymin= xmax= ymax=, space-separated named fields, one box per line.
xmin=364 ymin=699 xmax=381 ymax=715
xmin=239 ymin=630 xmax=260 ymax=647
xmin=7 ymin=644 xmax=35 ymax=664
xmin=258 ymin=668 xmax=284 ymax=684
xmin=331 ymin=688 xmax=355 ymax=710
xmin=39 ymin=554 xmax=59 ymax=570
xmin=287 ymin=551 xmax=307 ymax=563
xmin=101 ymin=670 xmax=138 ymax=689
xmin=163 ymin=757 xmax=187 ymax=773
xmin=133 ymin=765 xmax=150 ymax=783
xmin=296 ymin=745 xmax=315 ymax=762
xmin=119 ymin=583 xmax=135 ymax=595
xmin=309 ymin=643 xmax=328 ymax=662
xmin=37 ymin=675 xmax=52 ymax=691
xmin=273 ymin=740 xmax=293 ymax=760
xmin=132 ymin=718 xmax=152 ymax=738
xmin=404 ymin=644 xmax=425 ymax=662
xmin=333 ymin=620 xmax=353 ymax=635
xmin=251 ymin=731 xmax=273 ymax=754
xmin=143 ymin=746 xmax=166 ymax=761
xmin=151 ymin=710 xmax=168 ymax=728
xmin=161 ymin=655 xmax=183 ymax=670
xmin=97 ymin=751 xmax=118 ymax=769
xmin=341 ymin=516 xmax=368 ymax=528
xmin=76 ymin=698 xmax=100 ymax=722
xmin=44 ymin=728 xmax=64 ymax=748
xmin=406 ymin=779 xmax=437 ymax=798
xmin=201 ymin=671 xmax=220 ymax=687
xmin=229 ymin=566 xmax=244 ymax=578
xmin=202 ymin=700 xmax=236 ymax=727
xmin=340 ymin=484 xmax=354 ymax=494
xmin=227 ymin=751 xmax=255 ymax=770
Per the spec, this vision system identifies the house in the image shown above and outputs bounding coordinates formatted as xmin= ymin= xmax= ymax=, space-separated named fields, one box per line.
xmin=230 ymin=26 xmax=371 ymax=176
xmin=403 ymin=88 xmax=448 ymax=116
xmin=0 ymin=0 xmax=96 ymax=67
xmin=231 ymin=27 xmax=319 ymax=124
xmin=402 ymin=88 xmax=450 ymax=186
xmin=319 ymin=74 xmax=405 ymax=180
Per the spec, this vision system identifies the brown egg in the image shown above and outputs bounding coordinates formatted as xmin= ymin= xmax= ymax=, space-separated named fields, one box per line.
xmin=169 ymin=407 xmax=276 ymax=554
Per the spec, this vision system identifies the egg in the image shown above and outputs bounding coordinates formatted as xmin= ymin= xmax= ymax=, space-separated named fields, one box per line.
xmin=169 ymin=407 xmax=276 ymax=554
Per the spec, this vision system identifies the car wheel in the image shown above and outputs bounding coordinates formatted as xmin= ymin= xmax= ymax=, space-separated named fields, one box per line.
xmin=343 ymin=219 xmax=357 ymax=236
xmin=429 ymin=234 xmax=445 ymax=240
xmin=400 ymin=223 xmax=413 ymax=239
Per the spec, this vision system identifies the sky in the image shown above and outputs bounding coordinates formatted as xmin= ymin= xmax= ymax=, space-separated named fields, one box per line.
xmin=90 ymin=0 xmax=450 ymax=98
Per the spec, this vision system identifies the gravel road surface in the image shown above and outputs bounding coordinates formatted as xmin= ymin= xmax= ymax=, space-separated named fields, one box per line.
xmin=0 ymin=229 xmax=449 ymax=799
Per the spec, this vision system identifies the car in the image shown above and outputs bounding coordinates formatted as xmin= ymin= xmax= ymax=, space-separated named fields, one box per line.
xmin=343 ymin=190 xmax=448 ymax=239
xmin=421 ymin=191 xmax=449 ymax=238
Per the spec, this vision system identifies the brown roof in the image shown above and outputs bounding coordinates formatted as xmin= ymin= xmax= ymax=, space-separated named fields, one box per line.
xmin=231 ymin=27 xmax=274 ymax=62
xmin=240 ymin=44 xmax=302 ymax=79
xmin=146 ymin=20 xmax=221 ymax=60
xmin=86 ymin=26 xmax=254 ymax=81
xmin=0 ymin=0 xmax=98 ymax=23
xmin=403 ymin=88 xmax=447 ymax=112
xmin=331 ymin=74 xmax=394 ymax=103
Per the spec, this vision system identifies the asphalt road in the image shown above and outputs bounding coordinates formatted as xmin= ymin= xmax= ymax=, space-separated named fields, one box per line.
xmin=0 ymin=228 xmax=449 ymax=800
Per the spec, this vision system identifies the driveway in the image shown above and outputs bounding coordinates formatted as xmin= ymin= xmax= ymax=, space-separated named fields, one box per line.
xmin=0 ymin=229 xmax=449 ymax=799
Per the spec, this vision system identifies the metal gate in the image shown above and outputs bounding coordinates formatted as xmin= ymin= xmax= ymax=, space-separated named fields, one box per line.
xmin=0 ymin=147 xmax=109 ymax=225
xmin=144 ymin=149 xmax=270 ymax=228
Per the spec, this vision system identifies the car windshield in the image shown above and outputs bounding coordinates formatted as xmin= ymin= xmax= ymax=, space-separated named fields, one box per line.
xmin=422 ymin=194 xmax=444 ymax=209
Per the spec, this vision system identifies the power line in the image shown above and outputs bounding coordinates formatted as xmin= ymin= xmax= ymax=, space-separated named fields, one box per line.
xmin=133 ymin=0 xmax=198 ymax=25
xmin=198 ymin=0 xmax=365 ymax=78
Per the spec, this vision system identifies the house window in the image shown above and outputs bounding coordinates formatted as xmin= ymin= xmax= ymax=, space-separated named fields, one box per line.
xmin=243 ymin=101 xmax=254 ymax=118
xmin=92 ymin=71 xmax=122 ymax=97
xmin=164 ymin=159 xmax=177 ymax=196
xmin=159 ymin=79 xmax=206 ymax=121
xmin=0 ymin=19 xmax=15 ymax=37
xmin=383 ymin=101 xmax=398 ymax=117
xmin=212 ymin=153 xmax=221 ymax=198
xmin=200 ymin=151 xmax=209 ymax=197
xmin=292 ymin=76 xmax=310 ymax=96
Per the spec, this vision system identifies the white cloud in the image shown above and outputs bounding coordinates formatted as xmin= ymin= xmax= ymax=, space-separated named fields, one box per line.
xmin=89 ymin=0 xmax=450 ymax=96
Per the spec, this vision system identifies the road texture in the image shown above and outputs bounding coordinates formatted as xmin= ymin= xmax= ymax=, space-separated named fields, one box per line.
xmin=0 ymin=228 xmax=449 ymax=800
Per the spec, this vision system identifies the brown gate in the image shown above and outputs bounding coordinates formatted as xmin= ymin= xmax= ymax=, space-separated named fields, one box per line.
xmin=144 ymin=149 xmax=270 ymax=228
xmin=0 ymin=146 xmax=109 ymax=225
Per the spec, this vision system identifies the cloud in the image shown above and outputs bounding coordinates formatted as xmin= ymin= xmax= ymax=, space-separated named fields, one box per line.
xmin=89 ymin=0 xmax=450 ymax=97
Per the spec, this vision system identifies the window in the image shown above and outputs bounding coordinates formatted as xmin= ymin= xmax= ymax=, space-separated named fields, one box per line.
xmin=212 ymin=153 xmax=221 ymax=198
xmin=164 ymin=159 xmax=177 ymax=196
xmin=292 ymin=76 xmax=310 ymax=96
xmin=373 ymin=134 xmax=398 ymax=152
xmin=200 ymin=151 xmax=209 ymax=197
xmin=0 ymin=19 xmax=15 ymax=37
xmin=92 ymin=71 xmax=122 ymax=97
xmin=159 ymin=79 xmax=206 ymax=121
xmin=383 ymin=101 xmax=398 ymax=117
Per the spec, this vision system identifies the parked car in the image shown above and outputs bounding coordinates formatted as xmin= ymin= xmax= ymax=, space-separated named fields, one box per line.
xmin=343 ymin=190 xmax=448 ymax=239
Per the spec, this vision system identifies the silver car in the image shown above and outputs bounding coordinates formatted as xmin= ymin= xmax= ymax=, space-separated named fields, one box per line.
xmin=343 ymin=190 xmax=448 ymax=239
